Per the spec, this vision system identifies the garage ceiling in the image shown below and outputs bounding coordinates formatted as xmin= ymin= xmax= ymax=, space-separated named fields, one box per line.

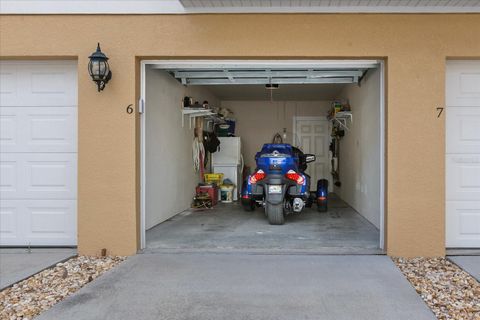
xmin=202 ymin=83 xmax=345 ymax=101
xmin=151 ymin=60 xmax=377 ymax=100
xmin=156 ymin=60 xmax=377 ymax=86
xmin=166 ymin=69 xmax=365 ymax=86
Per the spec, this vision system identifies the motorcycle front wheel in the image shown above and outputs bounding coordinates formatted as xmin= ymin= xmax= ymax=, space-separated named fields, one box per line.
xmin=266 ymin=202 xmax=285 ymax=225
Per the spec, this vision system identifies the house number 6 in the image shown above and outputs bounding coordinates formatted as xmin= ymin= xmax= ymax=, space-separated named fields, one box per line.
xmin=126 ymin=104 xmax=134 ymax=114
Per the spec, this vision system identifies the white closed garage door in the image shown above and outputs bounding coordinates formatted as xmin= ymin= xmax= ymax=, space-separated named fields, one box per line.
xmin=0 ymin=61 xmax=77 ymax=246
xmin=446 ymin=60 xmax=480 ymax=248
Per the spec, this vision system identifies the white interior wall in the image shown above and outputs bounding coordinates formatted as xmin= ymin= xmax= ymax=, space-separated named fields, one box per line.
xmin=145 ymin=68 xmax=220 ymax=229
xmin=222 ymin=100 xmax=331 ymax=170
xmin=335 ymin=68 xmax=381 ymax=228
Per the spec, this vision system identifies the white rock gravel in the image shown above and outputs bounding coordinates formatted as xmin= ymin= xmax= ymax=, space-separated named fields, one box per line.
xmin=0 ymin=256 xmax=125 ymax=320
xmin=393 ymin=257 xmax=480 ymax=320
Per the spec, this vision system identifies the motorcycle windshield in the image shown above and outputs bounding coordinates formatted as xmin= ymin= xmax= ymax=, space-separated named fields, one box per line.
xmin=259 ymin=144 xmax=293 ymax=155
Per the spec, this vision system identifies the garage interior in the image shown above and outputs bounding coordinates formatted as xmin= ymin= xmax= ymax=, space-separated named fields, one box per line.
xmin=142 ymin=60 xmax=384 ymax=253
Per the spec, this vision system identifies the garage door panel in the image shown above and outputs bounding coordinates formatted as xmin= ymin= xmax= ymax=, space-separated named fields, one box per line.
xmin=446 ymin=107 xmax=480 ymax=154
xmin=27 ymin=109 xmax=77 ymax=152
xmin=0 ymin=113 xmax=17 ymax=147
xmin=26 ymin=201 xmax=77 ymax=243
xmin=0 ymin=160 xmax=18 ymax=194
xmin=446 ymin=61 xmax=480 ymax=107
xmin=0 ymin=200 xmax=76 ymax=246
xmin=446 ymin=154 xmax=480 ymax=201
xmin=26 ymin=68 xmax=77 ymax=106
xmin=446 ymin=60 xmax=480 ymax=248
xmin=0 ymin=107 xmax=77 ymax=153
xmin=0 ymin=153 xmax=77 ymax=200
xmin=0 ymin=62 xmax=77 ymax=107
xmin=0 ymin=64 xmax=18 ymax=107
xmin=0 ymin=61 xmax=77 ymax=246
xmin=0 ymin=206 xmax=19 ymax=240
xmin=26 ymin=156 xmax=77 ymax=198
xmin=446 ymin=201 xmax=480 ymax=248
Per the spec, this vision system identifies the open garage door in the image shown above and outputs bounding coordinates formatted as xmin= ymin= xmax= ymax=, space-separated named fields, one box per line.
xmin=140 ymin=60 xmax=385 ymax=252
xmin=0 ymin=61 xmax=78 ymax=246
xmin=446 ymin=60 xmax=480 ymax=248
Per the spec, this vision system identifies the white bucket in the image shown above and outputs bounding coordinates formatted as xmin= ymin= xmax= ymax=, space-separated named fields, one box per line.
xmin=220 ymin=185 xmax=235 ymax=203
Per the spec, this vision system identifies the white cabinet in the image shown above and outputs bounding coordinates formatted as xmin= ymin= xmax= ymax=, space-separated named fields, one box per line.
xmin=212 ymin=137 xmax=243 ymax=201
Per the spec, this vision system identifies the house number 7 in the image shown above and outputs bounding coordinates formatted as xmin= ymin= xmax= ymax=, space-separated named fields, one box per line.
xmin=436 ymin=107 xmax=444 ymax=118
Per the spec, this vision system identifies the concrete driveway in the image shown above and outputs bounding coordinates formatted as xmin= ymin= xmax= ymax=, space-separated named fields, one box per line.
xmin=0 ymin=248 xmax=76 ymax=289
xmin=37 ymin=253 xmax=435 ymax=320
xmin=449 ymin=256 xmax=480 ymax=281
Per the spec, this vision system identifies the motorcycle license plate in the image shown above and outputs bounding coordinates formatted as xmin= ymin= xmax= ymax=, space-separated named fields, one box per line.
xmin=268 ymin=185 xmax=282 ymax=194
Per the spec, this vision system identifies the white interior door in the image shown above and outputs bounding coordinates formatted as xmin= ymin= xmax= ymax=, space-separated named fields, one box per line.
xmin=294 ymin=117 xmax=331 ymax=191
xmin=446 ymin=60 xmax=480 ymax=248
xmin=0 ymin=61 xmax=78 ymax=246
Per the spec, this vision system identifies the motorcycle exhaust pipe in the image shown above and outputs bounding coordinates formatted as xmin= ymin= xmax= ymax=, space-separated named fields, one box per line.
xmin=292 ymin=198 xmax=304 ymax=213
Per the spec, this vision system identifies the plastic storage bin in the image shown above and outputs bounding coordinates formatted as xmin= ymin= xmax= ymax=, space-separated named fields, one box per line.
xmin=216 ymin=124 xmax=230 ymax=137
xmin=204 ymin=173 xmax=224 ymax=185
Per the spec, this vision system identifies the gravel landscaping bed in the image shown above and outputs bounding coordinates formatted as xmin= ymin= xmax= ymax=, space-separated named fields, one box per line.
xmin=0 ymin=256 xmax=125 ymax=320
xmin=393 ymin=257 xmax=480 ymax=320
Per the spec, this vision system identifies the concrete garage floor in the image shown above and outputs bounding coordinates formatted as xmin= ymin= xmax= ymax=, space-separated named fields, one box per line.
xmin=0 ymin=248 xmax=76 ymax=289
xmin=146 ymin=196 xmax=381 ymax=254
xmin=37 ymin=254 xmax=435 ymax=320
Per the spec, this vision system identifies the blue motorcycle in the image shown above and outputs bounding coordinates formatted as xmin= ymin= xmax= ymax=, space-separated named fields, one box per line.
xmin=241 ymin=143 xmax=317 ymax=225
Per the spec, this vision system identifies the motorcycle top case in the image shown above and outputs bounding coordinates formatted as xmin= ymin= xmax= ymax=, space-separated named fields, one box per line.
xmin=255 ymin=144 xmax=299 ymax=174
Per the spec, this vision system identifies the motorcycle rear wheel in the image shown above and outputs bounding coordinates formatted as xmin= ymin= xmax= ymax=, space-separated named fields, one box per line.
xmin=266 ymin=202 xmax=285 ymax=225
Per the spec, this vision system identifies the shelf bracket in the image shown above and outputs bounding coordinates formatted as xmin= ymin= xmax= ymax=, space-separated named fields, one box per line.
xmin=181 ymin=108 xmax=216 ymax=129
xmin=330 ymin=112 xmax=353 ymax=131
xmin=334 ymin=118 xmax=349 ymax=131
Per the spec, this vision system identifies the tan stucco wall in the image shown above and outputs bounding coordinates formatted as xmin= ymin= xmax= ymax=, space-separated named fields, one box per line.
xmin=1 ymin=14 xmax=479 ymax=257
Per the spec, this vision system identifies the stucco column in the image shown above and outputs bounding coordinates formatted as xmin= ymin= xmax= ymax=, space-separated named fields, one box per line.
xmin=77 ymin=54 xmax=138 ymax=256
xmin=386 ymin=55 xmax=446 ymax=257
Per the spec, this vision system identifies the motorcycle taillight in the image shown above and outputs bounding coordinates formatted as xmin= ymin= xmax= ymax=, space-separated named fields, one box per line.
xmin=285 ymin=170 xmax=305 ymax=185
xmin=249 ymin=169 xmax=266 ymax=184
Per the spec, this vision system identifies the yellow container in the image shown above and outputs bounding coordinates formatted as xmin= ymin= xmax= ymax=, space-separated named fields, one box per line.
xmin=204 ymin=173 xmax=224 ymax=185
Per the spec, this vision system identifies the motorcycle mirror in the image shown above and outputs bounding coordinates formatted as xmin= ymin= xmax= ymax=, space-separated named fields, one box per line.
xmin=305 ymin=154 xmax=316 ymax=163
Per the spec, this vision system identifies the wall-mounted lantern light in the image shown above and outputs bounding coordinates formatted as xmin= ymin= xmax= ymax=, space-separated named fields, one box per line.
xmin=88 ymin=43 xmax=112 ymax=92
